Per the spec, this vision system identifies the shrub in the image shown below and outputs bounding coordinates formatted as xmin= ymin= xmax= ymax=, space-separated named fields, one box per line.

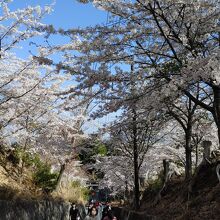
xmin=71 ymin=180 xmax=81 ymax=188
xmin=53 ymin=180 xmax=90 ymax=204
xmin=70 ymin=180 xmax=90 ymax=202
xmin=80 ymin=186 xmax=90 ymax=201
xmin=32 ymin=163 xmax=59 ymax=192
xmin=147 ymin=172 xmax=164 ymax=193
xmin=95 ymin=142 xmax=107 ymax=156
xmin=11 ymin=145 xmax=36 ymax=167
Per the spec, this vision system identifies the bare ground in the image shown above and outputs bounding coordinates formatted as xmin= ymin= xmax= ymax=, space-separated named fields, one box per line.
xmin=140 ymin=162 xmax=220 ymax=220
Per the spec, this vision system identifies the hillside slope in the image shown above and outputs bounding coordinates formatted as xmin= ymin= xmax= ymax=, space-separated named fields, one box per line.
xmin=141 ymin=162 xmax=220 ymax=220
xmin=0 ymin=147 xmax=90 ymax=205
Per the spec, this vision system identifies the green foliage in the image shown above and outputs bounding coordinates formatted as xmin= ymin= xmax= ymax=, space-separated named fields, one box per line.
xmin=162 ymin=61 xmax=181 ymax=76
xmin=94 ymin=141 xmax=107 ymax=156
xmin=80 ymin=186 xmax=90 ymax=201
xmin=7 ymin=143 xmax=59 ymax=193
xmin=79 ymin=139 xmax=108 ymax=165
xmin=32 ymin=163 xmax=59 ymax=192
xmin=12 ymin=145 xmax=43 ymax=168
xmin=70 ymin=180 xmax=90 ymax=201
xmin=71 ymin=180 xmax=81 ymax=188
xmin=148 ymin=173 xmax=163 ymax=192
xmin=22 ymin=152 xmax=34 ymax=166
xmin=79 ymin=149 xmax=96 ymax=165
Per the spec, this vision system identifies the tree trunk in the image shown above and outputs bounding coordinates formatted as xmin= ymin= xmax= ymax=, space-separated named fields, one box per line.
xmin=195 ymin=143 xmax=198 ymax=169
xmin=55 ymin=163 xmax=66 ymax=191
xmin=185 ymin=128 xmax=192 ymax=180
xmin=213 ymin=86 xmax=220 ymax=148
xmin=130 ymin=63 xmax=140 ymax=210
xmin=132 ymin=108 xmax=140 ymax=210
xmin=202 ymin=140 xmax=211 ymax=163
xmin=185 ymin=145 xmax=192 ymax=180
xmin=153 ymin=159 xmax=170 ymax=205
xmin=189 ymin=140 xmax=212 ymax=193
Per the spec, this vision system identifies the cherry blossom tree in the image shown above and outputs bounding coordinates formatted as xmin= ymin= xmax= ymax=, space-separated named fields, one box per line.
xmin=0 ymin=0 xmax=51 ymax=57
xmin=164 ymin=82 xmax=214 ymax=179
xmin=46 ymin=0 xmax=219 ymax=145
xmin=108 ymin=108 xmax=165 ymax=208
xmin=0 ymin=1 xmax=89 ymax=187
xmin=26 ymin=0 xmax=220 ymax=206
xmin=0 ymin=0 xmax=53 ymax=146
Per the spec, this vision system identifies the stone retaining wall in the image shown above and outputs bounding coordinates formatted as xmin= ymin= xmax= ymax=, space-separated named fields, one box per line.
xmin=0 ymin=199 xmax=69 ymax=220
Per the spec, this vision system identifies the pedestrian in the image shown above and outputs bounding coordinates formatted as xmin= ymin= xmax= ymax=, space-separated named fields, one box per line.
xmin=69 ymin=203 xmax=81 ymax=220
xmin=87 ymin=203 xmax=93 ymax=215
xmin=103 ymin=213 xmax=112 ymax=220
xmin=103 ymin=212 xmax=118 ymax=220
xmin=97 ymin=202 xmax=103 ymax=220
xmin=95 ymin=201 xmax=99 ymax=208
xmin=101 ymin=202 xmax=112 ymax=220
xmin=84 ymin=206 xmax=100 ymax=220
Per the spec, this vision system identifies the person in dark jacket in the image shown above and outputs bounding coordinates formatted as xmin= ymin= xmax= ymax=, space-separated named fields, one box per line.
xmin=69 ymin=203 xmax=81 ymax=220
xmin=101 ymin=202 xmax=112 ymax=220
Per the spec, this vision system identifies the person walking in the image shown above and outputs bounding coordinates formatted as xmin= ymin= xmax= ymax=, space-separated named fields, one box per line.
xmin=69 ymin=203 xmax=81 ymax=220
xmin=101 ymin=202 xmax=112 ymax=220
xmin=84 ymin=206 xmax=100 ymax=220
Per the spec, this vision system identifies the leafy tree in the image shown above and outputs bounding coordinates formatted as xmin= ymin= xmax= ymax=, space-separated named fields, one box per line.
xmin=78 ymin=137 xmax=108 ymax=165
xmin=33 ymin=162 xmax=59 ymax=193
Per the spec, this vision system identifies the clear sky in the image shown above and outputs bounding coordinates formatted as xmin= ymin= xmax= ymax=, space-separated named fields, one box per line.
xmin=10 ymin=0 xmax=107 ymax=28
xmin=8 ymin=0 xmax=108 ymax=58
xmin=7 ymin=0 xmax=114 ymax=134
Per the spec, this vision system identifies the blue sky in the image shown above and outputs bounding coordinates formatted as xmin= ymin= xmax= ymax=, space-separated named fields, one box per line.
xmin=10 ymin=0 xmax=107 ymax=29
xmin=8 ymin=0 xmax=107 ymax=59
xmin=6 ymin=0 xmax=116 ymax=134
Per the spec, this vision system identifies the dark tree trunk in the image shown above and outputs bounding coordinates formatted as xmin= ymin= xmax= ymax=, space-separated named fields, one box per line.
xmin=132 ymin=108 xmax=140 ymax=210
xmin=185 ymin=140 xmax=192 ymax=180
xmin=189 ymin=140 xmax=212 ymax=193
xmin=130 ymin=63 xmax=140 ymax=210
xmin=162 ymin=159 xmax=170 ymax=183
xmin=185 ymin=119 xmax=193 ymax=180
xmin=195 ymin=143 xmax=198 ymax=169
xmin=202 ymin=140 xmax=211 ymax=162
xmin=213 ymin=86 xmax=220 ymax=148
xmin=153 ymin=159 xmax=170 ymax=205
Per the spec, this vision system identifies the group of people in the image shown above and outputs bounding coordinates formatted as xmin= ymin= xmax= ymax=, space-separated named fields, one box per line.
xmin=69 ymin=202 xmax=118 ymax=220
